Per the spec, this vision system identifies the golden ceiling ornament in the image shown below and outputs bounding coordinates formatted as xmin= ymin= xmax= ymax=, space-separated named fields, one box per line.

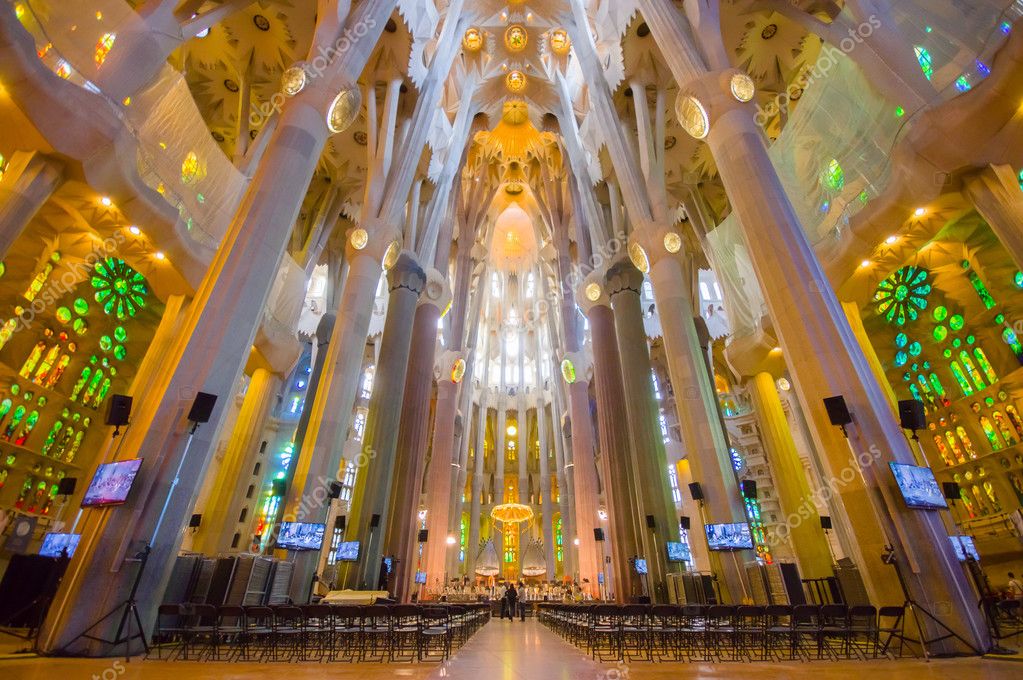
xmin=549 ymin=29 xmax=571 ymax=55
xmin=505 ymin=182 xmax=524 ymax=195
xmin=730 ymin=72 xmax=756 ymax=102
xmin=490 ymin=503 xmax=534 ymax=525
xmin=663 ymin=232 xmax=682 ymax=254
xmin=382 ymin=240 xmax=401 ymax=270
xmin=585 ymin=282 xmax=602 ymax=302
xmin=349 ymin=228 xmax=369 ymax=250
xmin=504 ymin=25 xmax=528 ymax=52
xmin=281 ymin=65 xmax=307 ymax=96
xmin=676 ymin=94 xmax=709 ymax=140
xmin=327 ymin=87 xmax=361 ymax=134
xmin=451 ymin=358 xmax=466 ymax=384
xmin=506 ymin=70 xmax=527 ymax=93
xmin=629 ymin=242 xmax=651 ymax=273
xmin=463 ymin=27 xmax=484 ymax=52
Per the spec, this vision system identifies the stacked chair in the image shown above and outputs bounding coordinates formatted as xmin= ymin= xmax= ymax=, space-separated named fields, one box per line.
xmin=538 ymin=602 xmax=906 ymax=662
xmin=152 ymin=601 xmax=490 ymax=662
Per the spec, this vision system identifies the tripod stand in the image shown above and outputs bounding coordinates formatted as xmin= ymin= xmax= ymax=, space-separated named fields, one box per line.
xmin=59 ymin=545 xmax=151 ymax=660
xmin=882 ymin=547 xmax=982 ymax=660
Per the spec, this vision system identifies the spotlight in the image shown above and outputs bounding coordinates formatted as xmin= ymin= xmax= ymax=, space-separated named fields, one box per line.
xmin=573 ymin=537 xmax=580 ymax=546
xmin=914 ymin=207 xmax=927 ymax=217
xmin=885 ymin=235 xmax=898 ymax=245
xmin=154 ymin=251 xmax=166 ymax=260
xmin=860 ymin=260 xmax=871 ymax=268
xmin=446 ymin=535 xmax=457 ymax=545
xmin=100 ymin=196 xmax=113 ymax=207
xmin=127 ymin=225 xmax=141 ymax=236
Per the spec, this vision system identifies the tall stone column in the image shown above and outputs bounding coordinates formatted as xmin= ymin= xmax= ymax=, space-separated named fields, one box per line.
xmin=38 ymin=88 xmax=352 ymax=654
xmin=422 ymin=373 xmax=460 ymax=592
xmin=533 ymin=331 xmax=556 ymax=581
xmin=644 ymin=249 xmax=749 ymax=602
xmin=698 ymin=84 xmax=988 ymax=647
xmin=193 ymin=367 xmax=283 ymax=555
xmin=605 ymin=259 xmax=676 ymax=602
xmin=346 ymin=252 xmax=426 ymax=589
xmin=467 ymin=395 xmax=488 ymax=575
xmin=963 ymin=165 xmax=1023 ymax=270
xmin=565 ymin=378 xmax=601 ymax=596
xmin=0 ymin=150 xmax=63 ymax=257
xmin=494 ymin=397 xmax=506 ymax=574
xmin=386 ymin=273 xmax=448 ymax=600
xmin=746 ymin=371 xmax=834 ymax=579
xmin=551 ymin=387 xmax=577 ymax=579
xmin=580 ymin=290 xmax=642 ymax=601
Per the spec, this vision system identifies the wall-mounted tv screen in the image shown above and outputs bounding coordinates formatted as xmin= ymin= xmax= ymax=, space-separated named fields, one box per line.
xmin=40 ymin=532 xmax=81 ymax=558
xmin=335 ymin=541 xmax=360 ymax=562
xmin=415 ymin=571 xmax=427 ymax=585
xmin=705 ymin=523 xmax=754 ymax=551
xmin=276 ymin=522 xmax=325 ymax=551
xmin=948 ymin=535 xmax=980 ymax=562
xmin=666 ymin=541 xmax=692 ymax=563
xmin=81 ymin=458 xmax=143 ymax=507
xmin=633 ymin=558 xmax=648 ymax=575
xmin=889 ymin=462 xmax=947 ymax=509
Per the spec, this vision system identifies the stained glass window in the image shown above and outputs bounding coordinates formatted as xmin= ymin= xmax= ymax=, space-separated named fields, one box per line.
xmin=914 ymin=46 xmax=934 ymax=81
xmin=91 ymin=258 xmax=148 ymax=319
xmin=874 ymin=266 xmax=930 ymax=326
xmin=822 ymin=159 xmax=845 ymax=191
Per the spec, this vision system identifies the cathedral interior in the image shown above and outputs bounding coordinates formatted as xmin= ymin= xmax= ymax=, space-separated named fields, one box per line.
xmin=0 ymin=0 xmax=1022 ymax=674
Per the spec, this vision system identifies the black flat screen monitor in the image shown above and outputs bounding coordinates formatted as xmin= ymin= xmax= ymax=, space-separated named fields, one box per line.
xmin=81 ymin=458 xmax=143 ymax=507
xmin=40 ymin=532 xmax=81 ymax=558
xmin=666 ymin=541 xmax=691 ymax=563
xmin=890 ymin=462 xmax=947 ymax=509
xmin=276 ymin=522 xmax=325 ymax=551
xmin=705 ymin=523 xmax=754 ymax=551
xmin=335 ymin=541 xmax=360 ymax=562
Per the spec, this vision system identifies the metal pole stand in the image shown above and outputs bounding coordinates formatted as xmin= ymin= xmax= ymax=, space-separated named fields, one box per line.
xmin=58 ymin=546 xmax=152 ymax=660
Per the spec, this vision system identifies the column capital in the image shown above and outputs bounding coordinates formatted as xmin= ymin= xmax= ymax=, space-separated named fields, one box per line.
xmin=345 ymin=218 xmax=401 ymax=261
xmin=418 ymin=266 xmax=452 ymax=310
xmin=387 ymin=251 xmax=427 ymax=295
xmin=605 ymin=257 xmax=645 ymax=297
xmin=576 ymin=270 xmax=611 ymax=315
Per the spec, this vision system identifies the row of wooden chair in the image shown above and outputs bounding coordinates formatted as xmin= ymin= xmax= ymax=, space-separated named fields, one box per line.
xmin=538 ymin=602 xmax=908 ymax=662
xmin=153 ymin=602 xmax=490 ymax=662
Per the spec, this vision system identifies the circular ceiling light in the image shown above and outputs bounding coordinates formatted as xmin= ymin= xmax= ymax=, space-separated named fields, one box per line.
xmin=463 ymin=27 xmax=483 ymax=52
xmin=349 ymin=228 xmax=369 ymax=250
xmin=676 ymin=94 xmax=710 ymax=139
xmin=505 ymin=25 xmax=528 ymax=52
xmin=585 ymin=282 xmax=602 ymax=302
xmin=327 ymin=87 xmax=361 ymax=134
xmin=663 ymin=232 xmax=682 ymax=253
xmin=281 ymin=66 xmax=306 ymax=96
xmin=730 ymin=73 xmax=756 ymax=102
xmin=506 ymin=70 xmax=527 ymax=93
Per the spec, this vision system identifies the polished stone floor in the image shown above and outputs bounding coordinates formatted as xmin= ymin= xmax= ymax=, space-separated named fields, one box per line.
xmin=0 ymin=619 xmax=1019 ymax=679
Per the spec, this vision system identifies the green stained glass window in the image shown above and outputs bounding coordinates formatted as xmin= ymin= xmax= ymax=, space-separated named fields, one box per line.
xmin=933 ymin=306 xmax=948 ymax=322
xmin=113 ymin=345 xmax=126 ymax=360
xmin=73 ymin=298 xmax=89 ymax=316
xmin=1015 ymin=271 xmax=1023 ymax=289
xmin=908 ymin=342 xmax=922 ymax=357
xmin=966 ymin=270 xmax=997 ymax=309
xmin=72 ymin=318 xmax=87 ymax=336
xmin=966 ymin=335 xmax=975 ymax=345
xmin=895 ymin=333 xmax=908 ymax=348
xmin=952 ymin=338 xmax=962 ymax=348
xmin=113 ymin=326 xmax=127 ymax=343
xmin=949 ymin=361 xmax=973 ymax=396
xmin=914 ymin=46 xmax=934 ymax=81
xmin=949 ymin=315 xmax=965 ymax=331
xmin=55 ymin=307 xmax=71 ymax=324
xmin=91 ymin=258 xmax=148 ymax=320
xmin=933 ymin=326 xmax=948 ymax=342
xmin=99 ymin=335 xmax=113 ymax=352
xmin=995 ymin=313 xmax=1005 ymax=324
xmin=874 ymin=266 xmax=931 ymax=326
xmin=973 ymin=348 xmax=998 ymax=384
xmin=822 ymin=159 xmax=845 ymax=191
xmin=985 ymin=397 xmax=996 ymax=407
xmin=894 ymin=351 xmax=908 ymax=367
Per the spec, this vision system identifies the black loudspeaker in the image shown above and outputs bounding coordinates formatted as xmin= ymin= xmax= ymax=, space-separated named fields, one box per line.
xmin=819 ymin=515 xmax=832 ymax=530
xmin=335 ymin=516 xmax=346 ymax=530
xmin=189 ymin=513 xmax=202 ymax=528
xmin=898 ymin=399 xmax=927 ymax=431
xmin=645 ymin=515 xmax=656 ymax=529
xmin=418 ymin=529 xmax=429 ymax=543
xmin=271 ymin=479 xmax=287 ymax=497
xmin=741 ymin=480 xmax=758 ymax=499
xmin=328 ymin=481 xmax=342 ymax=499
xmin=105 ymin=394 xmax=132 ymax=426
xmin=679 ymin=516 xmax=691 ymax=531
xmin=688 ymin=482 xmax=704 ymax=501
xmin=593 ymin=528 xmax=605 ymax=542
xmin=823 ymin=396 xmax=853 ymax=426
xmin=370 ymin=514 xmax=381 ymax=529
xmin=57 ymin=477 xmax=77 ymax=496
xmin=187 ymin=392 xmax=218 ymax=423
xmin=942 ymin=481 xmax=961 ymax=501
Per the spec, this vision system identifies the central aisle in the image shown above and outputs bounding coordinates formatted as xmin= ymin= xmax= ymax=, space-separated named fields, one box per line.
xmin=424 ymin=618 xmax=606 ymax=679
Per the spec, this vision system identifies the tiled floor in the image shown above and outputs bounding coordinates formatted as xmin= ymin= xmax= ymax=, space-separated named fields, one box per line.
xmin=0 ymin=619 xmax=1019 ymax=679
